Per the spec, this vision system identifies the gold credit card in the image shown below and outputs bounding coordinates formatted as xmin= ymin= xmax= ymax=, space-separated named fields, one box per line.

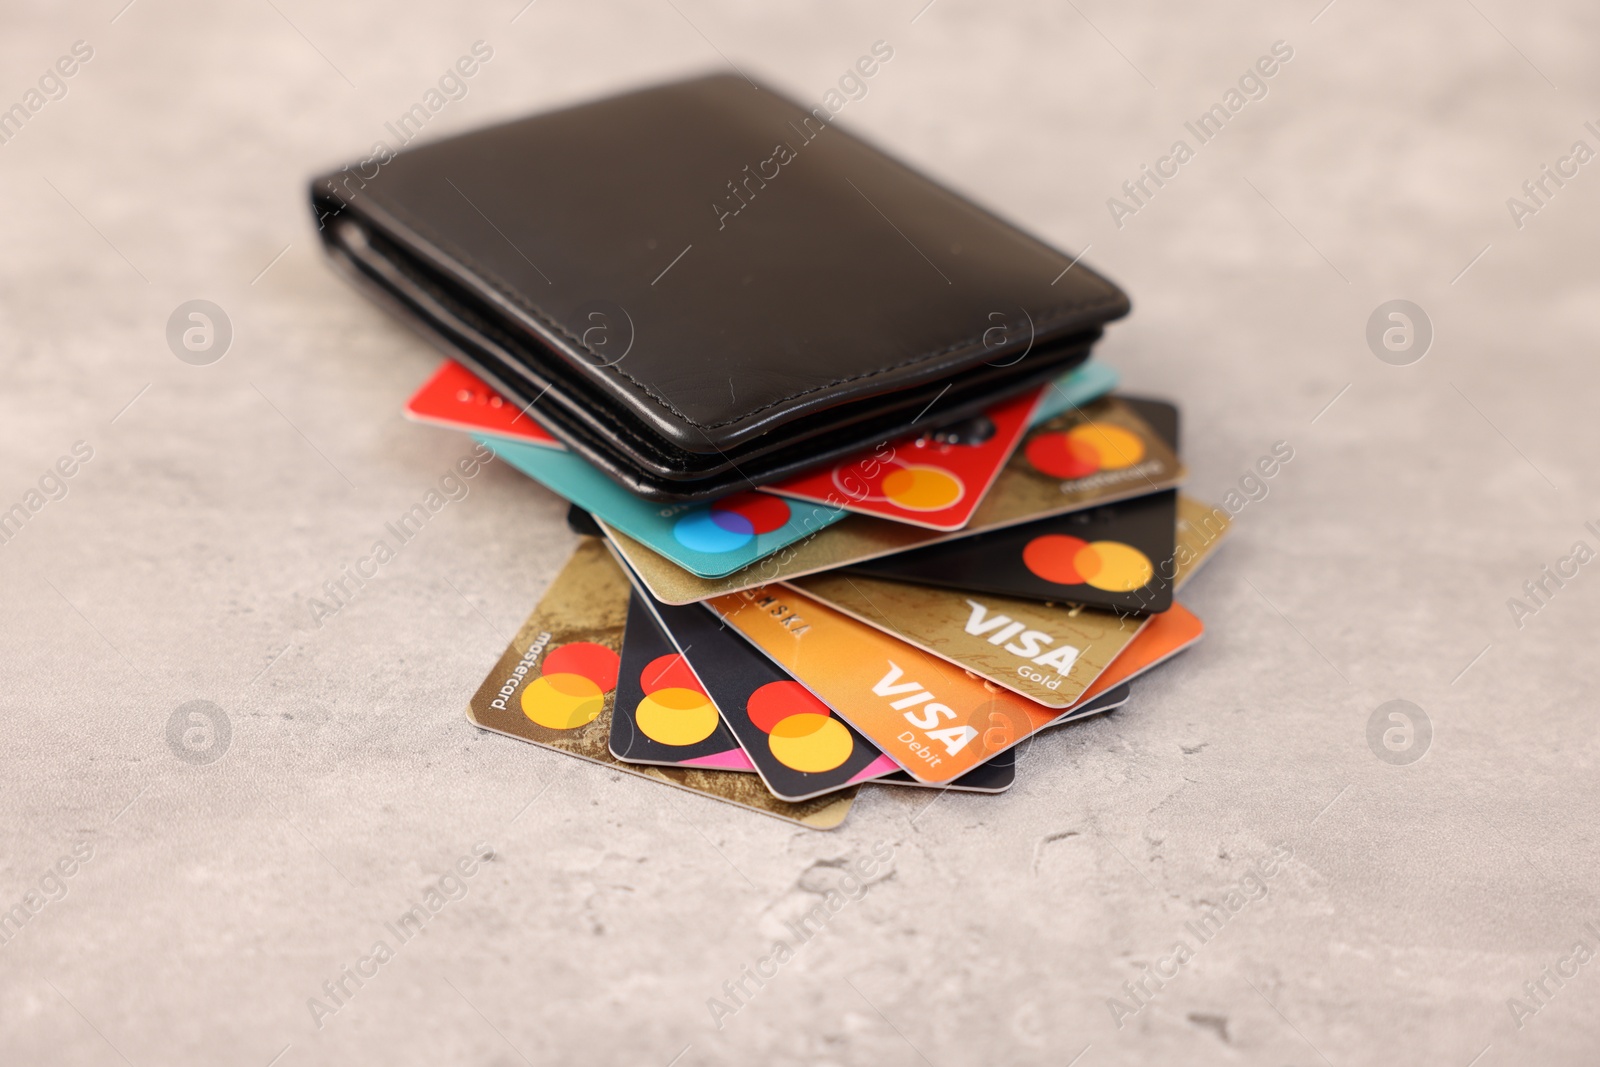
xmin=1172 ymin=495 xmax=1231 ymax=588
xmin=963 ymin=396 xmax=1185 ymax=527
xmin=788 ymin=497 xmax=1231 ymax=707
xmin=466 ymin=538 xmax=855 ymax=829
xmin=607 ymin=397 xmax=1186 ymax=605
xmin=786 ymin=572 xmax=1145 ymax=708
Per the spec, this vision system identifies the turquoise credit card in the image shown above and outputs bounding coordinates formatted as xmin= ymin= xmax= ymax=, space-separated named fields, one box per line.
xmin=479 ymin=436 xmax=848 ymax=579
xmin=1029 ymin=360 xmax=1118 ymax=424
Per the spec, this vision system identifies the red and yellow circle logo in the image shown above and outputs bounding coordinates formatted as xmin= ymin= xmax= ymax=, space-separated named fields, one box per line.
xmin=831 ymin=461 xmax=966 ymax=513
xmin=1026 ymin=423 xmax=1145 ymax=480
xmin=520 ymin=641 xmax=620 ymax=730
xmin=633 ymin=653 xmax=720 ymax=746
xmin=1021 ymin=534 xmax=1154 ymax=592
xmin=746 ymin=681 xmax=853 ymax=773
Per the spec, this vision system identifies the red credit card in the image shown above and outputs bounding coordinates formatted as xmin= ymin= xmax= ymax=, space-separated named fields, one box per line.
xmin=762 ymin=387 xmax=1042 ymax=531
xmin=404 ymin=361 xmax=563 ymax=449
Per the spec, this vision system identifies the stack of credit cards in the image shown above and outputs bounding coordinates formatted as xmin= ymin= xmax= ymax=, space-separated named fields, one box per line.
xmin=413 ymin=360 xmax=1229 ymax=829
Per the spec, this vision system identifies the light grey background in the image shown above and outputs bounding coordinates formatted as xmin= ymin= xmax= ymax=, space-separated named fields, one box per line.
xmin=3 ymin=0 xmax=1598 ymax=1063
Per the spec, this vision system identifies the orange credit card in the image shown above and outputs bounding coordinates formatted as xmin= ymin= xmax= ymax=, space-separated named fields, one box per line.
xmin=709 ymin=585 xmax=1065 ymax=783
xmin=1079 ymin=601 xmax=1204 ymax=703
xmin=709 ymin=586 xmax=1207 ymax=783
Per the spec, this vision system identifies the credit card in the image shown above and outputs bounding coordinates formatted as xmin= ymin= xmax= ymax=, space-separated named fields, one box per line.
xmin=1075 ymin=602 xmax=1204 ymax=705
xmin=1150 ymin=495 xmax=1231 ymax=613
xmin=790 ymin=496 xmax=1228 ymax=706
xmin=971 ymin=395 xmax=1185 ymax=524
xmin=465 ymin=539 xmax=855 ymax=828
xmin=847 ymin=489 xmax=1179 ymax=614
xmin=410 ymin=358 xmax=1115 ymax=452
xmin=707 ymin=584 xmax=1090 ymax=783
xmin=1046 ymin=682 xmax=1132 ymax=727
xmin=609 ymin=594 xmax=756 ymax=772
xmin=842 ymin=395 xmax=1185 ymax=613
xmin=1031 ymin=361 xmax=1120 ymax=423
xmin=639 ymin=596 xmax=903 ymax=802
xmin=874 ymin=747 xmax=1016 ymax=793
xmin=480 ymin=435 xmax=847 ymax=580
xmin=1120 ymin=396 xmax=1178 ymax=455
xmin=605 ymin=396 xmax=1185 ymax=604
xmin=906 ymin=683 xmax=1131 ymax=792
xmin=405 ymin=361 xmax=563 ymax=448
xmin=763 ymin=387 xmax=1041 ymax=532
xmin=624 ymin=549 xmax=1025 ymax=797
xmin=788 ymin=571 xmax=1145 ymax=708
xmin=566 ymin=504 xmax=604 ymax=537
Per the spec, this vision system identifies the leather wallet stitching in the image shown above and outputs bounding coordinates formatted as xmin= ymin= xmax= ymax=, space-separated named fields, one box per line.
xmin=369 ymin=189 xmax=1123 ymax=434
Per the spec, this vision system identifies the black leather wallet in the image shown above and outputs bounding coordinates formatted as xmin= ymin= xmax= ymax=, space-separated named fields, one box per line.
xmin=311 ymin=73 xmax=1128 ymax=500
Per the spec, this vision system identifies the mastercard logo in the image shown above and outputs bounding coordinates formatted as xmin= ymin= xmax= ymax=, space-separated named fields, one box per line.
xmin=520 ymin=641 xmax=621 ymax=730
xmin=1026 ymin=422 xmax=1146 ymax=480
xmin=631 ymin=653 xmax=721 ymax=747
xmin=1022 ymin=534 xmax=1154 ymax=592
xmin=831 ymin=461 xmax=966 ymax=513
xmin=673 ymin=492 xmax=791 ymax=554
xmin=746 ymin=681 xmax=853 ymax=774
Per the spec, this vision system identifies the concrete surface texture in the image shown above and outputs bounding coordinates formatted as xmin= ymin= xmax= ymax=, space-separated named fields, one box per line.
xmin=2 ymin=0 xmax=1598 ymax=1063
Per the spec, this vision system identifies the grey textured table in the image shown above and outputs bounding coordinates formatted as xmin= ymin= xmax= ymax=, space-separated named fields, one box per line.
xmin=4 ymin=2 xmax=1598 ymax=1064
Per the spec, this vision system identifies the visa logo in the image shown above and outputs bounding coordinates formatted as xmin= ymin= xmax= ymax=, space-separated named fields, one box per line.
xmin=963 ymin=601 xmax=1081 ymax=675
xmin=872 ymin=663 xmax=978 ymax=761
